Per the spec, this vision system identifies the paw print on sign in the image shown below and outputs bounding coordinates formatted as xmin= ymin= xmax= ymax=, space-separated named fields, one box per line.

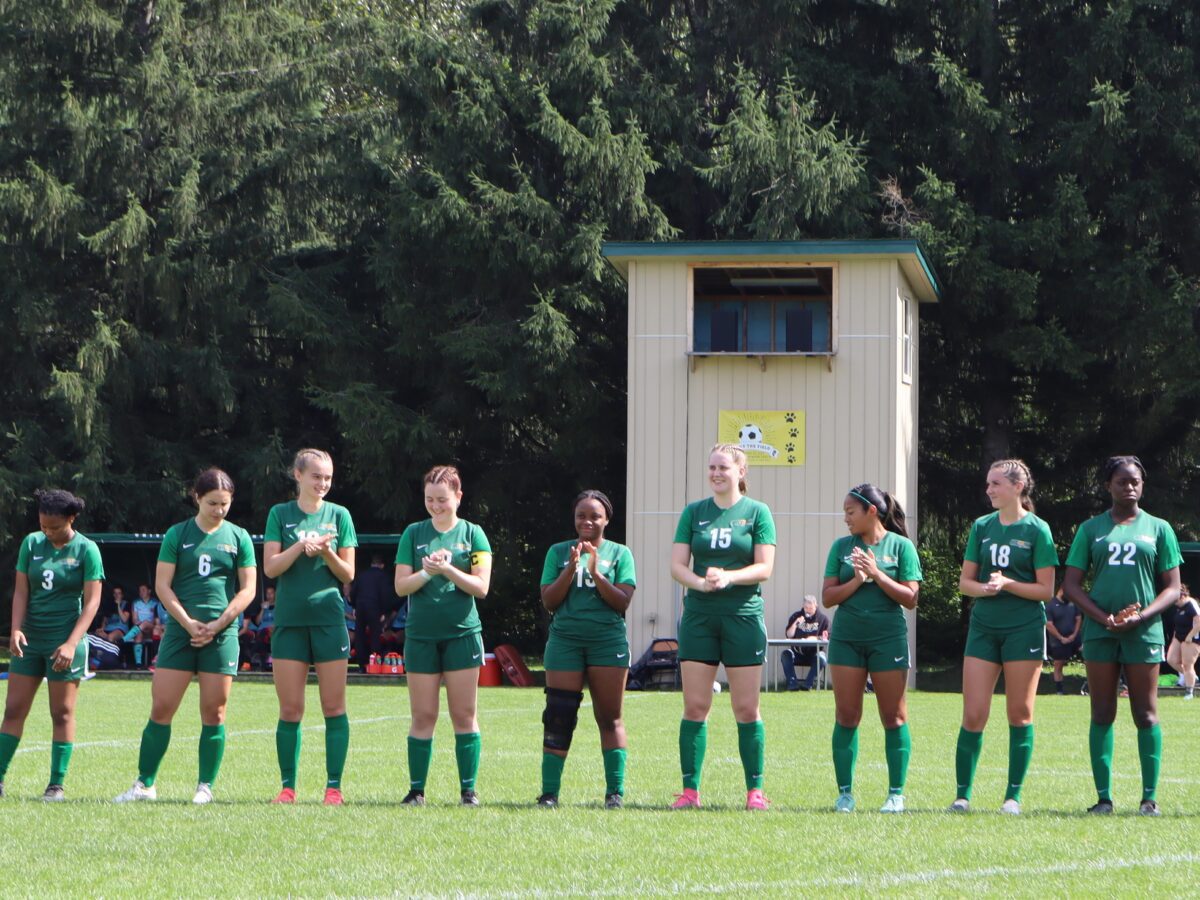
xmin=787 ymin=454 xmax=796 ymax=464
xmin=784 ymin=412 xmax=796 ymax=423
xmin=785 ymin=442 xmax=795 ymax=453
xmin=788 ymin=427 xmax=799 ymax=438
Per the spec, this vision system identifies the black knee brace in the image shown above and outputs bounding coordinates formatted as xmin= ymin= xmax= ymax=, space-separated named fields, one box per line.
xmin=542 ymin=687 xmax=584 ymax=752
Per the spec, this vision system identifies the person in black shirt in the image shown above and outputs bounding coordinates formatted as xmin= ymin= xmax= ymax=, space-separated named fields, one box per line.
xmin=782 ymin=595 xmax=830 ymax=691
xmin=1045 ymin=587 xmax=1082 ymax=694
xmin=350 ymin=554 xmax=400 ymax=673
xmin=1166 ymin=584 xmax=1199 ymax=700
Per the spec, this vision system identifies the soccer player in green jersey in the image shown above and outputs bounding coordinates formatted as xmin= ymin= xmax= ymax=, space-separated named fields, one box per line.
xmin=537 ymin=490 xmax=636 ymax=809
xmin=950 ymin=459 xmax=1058 ymax=815
xmin=669 ymin=444 xmax=776 ymax=811
xmin=263 ymin=449 xmax=358 ymax=805
xmin=395 ymin=466 xmax=492 ymax=806
xmin=114 ymin=468 xmax=257 ymax=805
xmin=1063 ymin=455 xmax=1181 ymax=816
xmin=823 ymin=483 xmax=922 ymax=814
xmin=1 ymin=490 xmax=104 ymax=801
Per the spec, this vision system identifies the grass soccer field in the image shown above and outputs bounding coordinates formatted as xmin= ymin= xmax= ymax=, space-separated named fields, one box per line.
xmin=0 ymin=678 xmax=1197 ymax=898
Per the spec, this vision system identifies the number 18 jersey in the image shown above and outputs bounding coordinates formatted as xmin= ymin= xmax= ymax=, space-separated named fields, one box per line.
xmin=963 ymin=511 xmax=1058 ymax=631
xmin=1065 ymin=509 xmax=1180 ymax=643
xmin=673 ymin=496 xmax=776 ymax=616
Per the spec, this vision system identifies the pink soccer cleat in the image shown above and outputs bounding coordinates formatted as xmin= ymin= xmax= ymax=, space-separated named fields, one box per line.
xmin=323 ymin=788 xmax=344 ymax=806
xmin=746 ymin=788 xmax=769 ymax=810
xmin=272 ymin=787 xmax=296 ymax=804
xmin=670 ymin=788 xmax=701 ymax=809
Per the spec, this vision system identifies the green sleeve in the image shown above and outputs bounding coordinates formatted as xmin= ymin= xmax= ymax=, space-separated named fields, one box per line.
xmin=1032 ymin=520 xmax=1059 ymax=569
xmin=470 ymin=524 xmax=492 ymax=555
xmin=897 ymin=538 xmax=923 ymax=582
xmin=1157 ymin=522 xmax=1182 ymax=573
xmin=753 ymin=502 xmax=777 ymax=546
xmin=963 ymin=519 xmax=982 ymax=564
xmin=83 ymin=540 xmax=106 ymax=581
xmin=16 ymin=534 xmax=32 ymax=573
xmin=672 ymin=506 xmax=692 ymax=544
xmin=395 ymin=525 xmax=416 ymax=568
xmin=264 ymin=505 xmax=283 ymax=544
xmin=338 ymin=506 xmax=358 ymax=549
xmin=614 ymin=545 xmax=637 ymax=586
xmin=236 ymin=528 xmax=257 ymax=568
xmin=1064 ymin=523 xmax=1091 ymax=570
xmin=540 ymin=546 xmax=561 ymax=586
xmin=158 ymin=524 xmax=180 ymax=564
xmin=823 ymin=540 xmax=842 ymax=578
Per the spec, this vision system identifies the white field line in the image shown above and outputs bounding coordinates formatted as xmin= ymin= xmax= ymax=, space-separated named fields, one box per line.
xmin=11 ymin=694 xmax=647 ymax=755
xmin=469 ymin=851 xmax=1200 ymax=898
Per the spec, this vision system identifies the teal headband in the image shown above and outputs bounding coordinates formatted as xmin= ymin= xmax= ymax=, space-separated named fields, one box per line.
xmin=849 ymin=489 xmax=874 ymax=508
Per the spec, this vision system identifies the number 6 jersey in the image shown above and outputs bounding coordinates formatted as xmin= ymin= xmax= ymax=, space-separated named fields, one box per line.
xmin=158 ymin=518 xmax=256 ymax=624
xmin=1065 ymin=510 xmax=1181 ymax=643
xmin=673 ymin=496 xmax=776 ymax=616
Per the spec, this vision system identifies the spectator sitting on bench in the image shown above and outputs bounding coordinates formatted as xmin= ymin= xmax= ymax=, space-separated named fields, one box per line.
xmin=93 ymin=584 xmax=131 ymax=643
xmin=782 ymin=594 xmax=830 ymax=691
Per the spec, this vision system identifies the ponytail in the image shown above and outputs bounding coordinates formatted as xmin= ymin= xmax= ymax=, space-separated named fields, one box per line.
xmin=848 ymin=483 xmax=908 ymax=538
xmin=989 ymin=458 xmax=1035 ymax=512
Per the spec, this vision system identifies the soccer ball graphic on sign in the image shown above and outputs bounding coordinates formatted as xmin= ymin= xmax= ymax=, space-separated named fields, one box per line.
xmin=738 ymin=424 xmax=762 ymax=445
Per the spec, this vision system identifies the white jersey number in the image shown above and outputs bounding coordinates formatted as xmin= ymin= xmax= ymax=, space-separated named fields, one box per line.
xmin=988 ymin=544 xmax=1011 ymax=568
xmin=709 ymin=528 xmax=732 ymax=550
xmin=1107 ymin=542 xmax=1137 ymax=566
xmin=41 ymin=570 xmax=54 ymax=590
xmin=198 ymin=554 xmax=212 ymax=577
xmin=575 ymin=566 xmax=596 ymax=589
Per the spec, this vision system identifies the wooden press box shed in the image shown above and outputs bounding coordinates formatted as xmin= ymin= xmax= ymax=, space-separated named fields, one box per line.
xmin=601 ymin=240 xmax=941 ymax=680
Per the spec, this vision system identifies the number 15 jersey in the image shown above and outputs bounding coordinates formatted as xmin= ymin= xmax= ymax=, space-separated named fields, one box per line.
xmin=1065 ymin=510 xmax=1181 ymax=644
xmin=673 ymin=496 xmax=776 ymax=616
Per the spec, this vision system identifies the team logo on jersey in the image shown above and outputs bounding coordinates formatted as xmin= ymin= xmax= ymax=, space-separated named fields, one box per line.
xmin=453 ymin=542 xmax=470 ymax=553
xmin=320 ymin=523 xmax=337 ymax=533
xmin=882 ymin=555 xmax=898 ymax=565
xmin=1011 ymin=539 xmax=1031 ymax=550
xmin=1138 ymin=534 xmax=1155 ymax=543
xmin=63 ymin=557 xmax=79 ymax=567
xmin=217 ymin=543 xmax=236 ymax=554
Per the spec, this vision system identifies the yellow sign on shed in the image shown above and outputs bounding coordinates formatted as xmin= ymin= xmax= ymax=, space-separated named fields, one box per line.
xmin=717 ymin=410 xmax=805 ymax=466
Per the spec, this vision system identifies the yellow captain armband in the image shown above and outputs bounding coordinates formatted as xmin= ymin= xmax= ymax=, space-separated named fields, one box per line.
xmin=470 ymin=551 xmax=492 ymax=568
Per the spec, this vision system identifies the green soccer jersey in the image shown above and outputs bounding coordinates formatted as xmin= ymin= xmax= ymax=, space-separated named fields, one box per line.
xmin=1065 ymin=509 xmax=1181 ymax=643
xmin=541 ymin=539 xmax=636 ymax=641
xmin=158 ymin=518 xmax=256 ymax=624
xmin=964 ymin=511 xmax=1059 ymax=631
xmin=264 ymin=500 xmax=358 ymax=627
xmin=673 ymin=496 xmax=777 ymax=616
xmin=825 ymin=532 xmax=922 ymax=643
xmin=16 ymin=530 xmax=105 ymax=634
xmin=396 ymin=519 xmax=492 ymax=640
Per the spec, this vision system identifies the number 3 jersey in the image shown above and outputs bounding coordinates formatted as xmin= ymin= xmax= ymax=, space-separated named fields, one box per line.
xmin=16 ymin=531 xmax=105 ymax=634
xmin=963 ymin=511 xmax=1059 ymax=631
xmin=540 ymin=540 xmax=637 ymax=641
xmin=673 ymin=496 xmax=776 ymax=616
xmin=158 ymin=518 xmax=256 ymax=624
xmin=1065 ymin=510 xmax=1181 ymax=643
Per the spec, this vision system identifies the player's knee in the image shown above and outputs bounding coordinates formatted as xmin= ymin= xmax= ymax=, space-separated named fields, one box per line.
xmin=201 ymin=703 xmax=227 ymax=725
xmin=1131 ymin=708 xmax=1158 ymax=730
xmin=542 ymin=687 xmax=583 ymax=752
xmin=47 ymin=705 xmax=72 ymax=729
xmin=879 ymin=711 xmax=906 ymax=730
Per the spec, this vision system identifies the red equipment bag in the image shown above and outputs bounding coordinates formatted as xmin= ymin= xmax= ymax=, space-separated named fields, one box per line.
xmin=492 ymin=643 xmax=535 ymax=687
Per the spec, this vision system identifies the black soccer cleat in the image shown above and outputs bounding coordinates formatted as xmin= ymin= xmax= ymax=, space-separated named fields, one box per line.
xmin=604 ymin=792 xmax=623 ymax=809
xmin=460 ymin=789 xmax=480 ymax=806
xmin=536 ymin=793 xmax=558 ymax=808
xmin=1087 ymin=799 xmax=1113 ymax=815
xmin=400 ymin=789 xmax=426 ymax=806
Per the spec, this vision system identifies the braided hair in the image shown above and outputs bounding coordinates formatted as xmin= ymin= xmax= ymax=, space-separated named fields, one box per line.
xmin=989 ymin=458 xmax=1035 ymax=512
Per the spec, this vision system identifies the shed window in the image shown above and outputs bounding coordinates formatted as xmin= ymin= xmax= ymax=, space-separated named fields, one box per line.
xmin=692 ymin=266 xmax=834 ymax=354
xmin=901 ymin=295 xmax=913 ymax=384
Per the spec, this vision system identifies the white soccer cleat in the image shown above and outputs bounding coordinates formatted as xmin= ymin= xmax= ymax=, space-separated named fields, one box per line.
xmin=114 ymin=780 xmax=156 ymax=803
xmin=1000 ymin=798 xmax=1021 ymax=815
xmin=879 ymin=793 xmax=906 ymax=813
xmin=192 ymin=783 xmax=213 ymax=805
xmin=948 ymin=798 xmax=970 ymax=813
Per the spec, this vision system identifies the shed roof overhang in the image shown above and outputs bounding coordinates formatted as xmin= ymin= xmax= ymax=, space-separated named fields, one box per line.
xmin=601 ymin=239 xmax=941 ymax=303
